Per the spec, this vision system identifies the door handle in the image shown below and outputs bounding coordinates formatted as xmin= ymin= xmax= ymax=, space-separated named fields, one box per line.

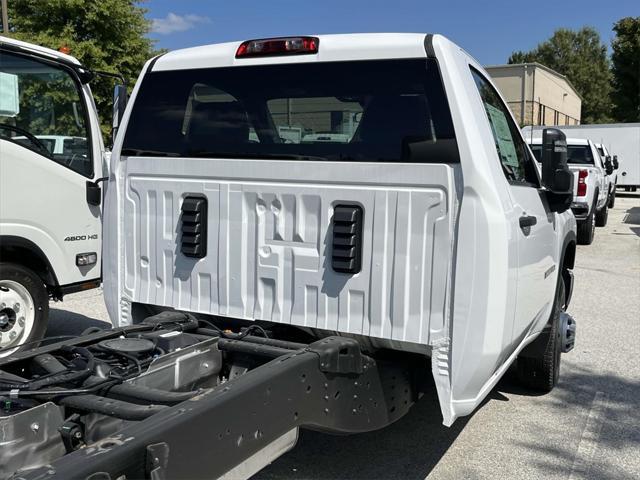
xmin=519 ymin=214 xmax=537 ymax=229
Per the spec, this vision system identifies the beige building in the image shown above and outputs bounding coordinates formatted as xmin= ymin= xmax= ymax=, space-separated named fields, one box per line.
xmin=485 ymin=63 xmax=582 ymax=126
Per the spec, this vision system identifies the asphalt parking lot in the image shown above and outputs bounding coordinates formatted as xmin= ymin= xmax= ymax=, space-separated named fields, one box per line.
xmin=46 ymin=193 xmax=640 ymax=480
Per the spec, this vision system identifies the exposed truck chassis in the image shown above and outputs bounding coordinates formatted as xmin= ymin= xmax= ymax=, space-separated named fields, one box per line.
xmin=1 ymin=313 xmax=423 ymax=480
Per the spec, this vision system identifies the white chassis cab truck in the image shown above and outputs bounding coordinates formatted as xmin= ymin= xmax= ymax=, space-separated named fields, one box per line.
xmin=529 ymin=137 xmax=609 ymax=244
xmin=1 ymin=34 xmax=577 ymax=480
xmin=0 ymin=36 xmax=126 ymax=357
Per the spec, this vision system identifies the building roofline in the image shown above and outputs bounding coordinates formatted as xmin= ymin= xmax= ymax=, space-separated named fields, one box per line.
xmin=484 ymin=62 xmax=583 ymax=101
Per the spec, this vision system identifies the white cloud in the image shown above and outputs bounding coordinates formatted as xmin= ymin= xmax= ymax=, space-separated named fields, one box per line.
xmin=151 ymin=13 xmax=211 ymax=35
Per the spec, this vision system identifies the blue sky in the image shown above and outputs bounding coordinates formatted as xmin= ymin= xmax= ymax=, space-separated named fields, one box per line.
xmin=144 ymin=0 xmax=638 ymax=65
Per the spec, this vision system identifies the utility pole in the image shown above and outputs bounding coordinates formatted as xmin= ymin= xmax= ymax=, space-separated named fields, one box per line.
xmin=1 ymin=0 xmax=9 ymax=34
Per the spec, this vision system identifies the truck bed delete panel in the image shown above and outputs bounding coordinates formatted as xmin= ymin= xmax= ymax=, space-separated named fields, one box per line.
xmin=121 ymin=158 xmax=455 ymax=347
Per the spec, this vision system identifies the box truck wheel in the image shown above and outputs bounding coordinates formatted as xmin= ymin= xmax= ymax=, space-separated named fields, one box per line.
xmin=517 ymin=279 xmax=565 ymax=392
xmin=0 ymin=263 xmax=49 ymax=357
xmin=595 ymin=204 xmax=608 ymax=227
xmin=608 ymin=189 xmax=616 ymax=208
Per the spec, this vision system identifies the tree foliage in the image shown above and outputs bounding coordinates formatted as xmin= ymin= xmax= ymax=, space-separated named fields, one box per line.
xmin=5 ymin=0 xmax=161 ymax=140
xmin=611 ymin=17 xmax=640 ymax=123
xmin=508 ymin=27 xmax=612 ymax=124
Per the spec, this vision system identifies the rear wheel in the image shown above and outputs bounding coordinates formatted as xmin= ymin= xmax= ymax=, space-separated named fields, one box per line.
xmin=595 ymin=204 xmax=608 ymax=227
xmin=517 ymin=279 xmax=565 ymax=392
xmin=0 ymin=263 xmax=49 ymax=358
xmin=576 ymin=209 xmax=595 ymax=245
xmin=608 ymin=189 xmax=616 ymax=208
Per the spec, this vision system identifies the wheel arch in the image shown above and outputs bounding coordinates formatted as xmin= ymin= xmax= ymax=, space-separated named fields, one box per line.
xmin=0 ymin=236 xmax=60 ymax=298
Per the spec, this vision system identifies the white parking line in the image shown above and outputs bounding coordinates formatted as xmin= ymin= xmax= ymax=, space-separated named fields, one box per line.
xmin=568 ymin=391 xmax=609 ymax=480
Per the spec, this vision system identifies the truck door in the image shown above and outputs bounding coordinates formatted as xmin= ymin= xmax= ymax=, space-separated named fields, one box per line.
xmin=0 ymin=50 xmax=102 ymax=289
xmin=470 ymin=70 xmax=557 ymax=345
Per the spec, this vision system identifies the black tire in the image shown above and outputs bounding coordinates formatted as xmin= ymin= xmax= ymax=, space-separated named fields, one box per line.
xmin=608 ymin=189 xmax=616 ymax=208
xmin=517 ymin=279 xmax=565 ymax=392
xmin=595 ymin=204 xmax=608 ymax=227
xmin=0 ymin=263 xmax=49 ymax=356
xmin=576 ymin=213 xmax=595 ymax=245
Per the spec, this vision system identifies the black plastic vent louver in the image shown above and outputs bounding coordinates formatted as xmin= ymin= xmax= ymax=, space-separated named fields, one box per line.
xmin=331 ymin=205 xmax=363 ymax=274
xmin=181 ymin=196 xmax=207 ymax=258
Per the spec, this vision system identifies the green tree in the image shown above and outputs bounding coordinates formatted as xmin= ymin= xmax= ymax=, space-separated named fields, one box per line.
xmin=611 ymin=17 xmax=640 ymax=122
xmin=5 ymin=0 xmax=160 ymax=140
xmin=508 ymin=27 xmax=612 ymax=124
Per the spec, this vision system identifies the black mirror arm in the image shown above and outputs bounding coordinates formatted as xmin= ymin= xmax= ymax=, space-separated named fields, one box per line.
xmin=92 ymin=176 xmax=109 ymax=187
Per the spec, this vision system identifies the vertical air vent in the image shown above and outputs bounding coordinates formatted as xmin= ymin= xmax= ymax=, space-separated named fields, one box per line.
xmin=331 ymin=205 xmax=363 ymax=274
xmin=180 ymin=196 xmax=207 ymax=258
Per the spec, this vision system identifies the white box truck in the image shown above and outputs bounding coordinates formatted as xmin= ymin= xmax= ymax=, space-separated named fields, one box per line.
xmin=1 ymin=34 xmax=577 ymax=479
xmin=0 ymin=36 xmax=126 ymax=357
xmin=523 ymin=123 xmax=640 ymax=190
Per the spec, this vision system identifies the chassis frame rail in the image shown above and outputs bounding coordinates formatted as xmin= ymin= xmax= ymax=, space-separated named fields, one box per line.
xmin=15 ymin=336 xmax=418 ymax=480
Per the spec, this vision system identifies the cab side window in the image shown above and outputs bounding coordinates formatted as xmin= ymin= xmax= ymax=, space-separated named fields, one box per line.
xmin=0 ymin=51 xmax=92 ymax=177
xmin=470 ymin=68 xmax=538 ymax=185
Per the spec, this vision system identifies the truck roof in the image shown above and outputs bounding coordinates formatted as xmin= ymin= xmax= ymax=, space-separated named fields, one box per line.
xmin=0 ymin=34 xmax=82 ymax=66
xmin=152 ymin=33 xmax=441 ymax=72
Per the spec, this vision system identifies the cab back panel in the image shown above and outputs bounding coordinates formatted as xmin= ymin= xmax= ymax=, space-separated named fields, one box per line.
xmin=122 ymin=157 xmax=455 ymax=346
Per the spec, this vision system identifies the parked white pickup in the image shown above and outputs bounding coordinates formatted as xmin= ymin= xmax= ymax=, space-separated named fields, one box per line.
xmin=529 ymin=137 xmax=608 ymax=244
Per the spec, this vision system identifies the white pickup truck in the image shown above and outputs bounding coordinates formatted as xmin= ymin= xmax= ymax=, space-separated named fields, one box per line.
xmin=530 ymin=137 xmax=609 ymax=244
xmin=1 ymin=34 xmax=577 ymax=480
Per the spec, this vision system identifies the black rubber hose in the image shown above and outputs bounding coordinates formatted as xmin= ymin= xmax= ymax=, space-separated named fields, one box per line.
xmin=217 ymin=338 xmax=291 ymax=358
xmin=0 ymin=346 xmax=95 ymax=390
xmin=195 ymin=328 xmax=307 ymax=350
xmin=104 ymin=383 xmax=199 ymax=405
xmin=228 ymin=333 xmax=307 ymax=351
xmin=28 ymin=351 xmax=197 ymax=405
xmin=60 ymin=394 xmax=168 ymax=420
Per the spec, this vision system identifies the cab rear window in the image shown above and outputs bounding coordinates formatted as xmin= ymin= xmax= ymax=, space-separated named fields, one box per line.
xmin=530 ymin=144 xmax=594 ymax=165
xmin=122 ymin=59 xmax=458 ymax=163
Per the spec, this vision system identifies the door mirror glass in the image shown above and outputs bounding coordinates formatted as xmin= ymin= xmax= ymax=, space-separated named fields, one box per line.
xmin=112 ymin=84 xmax=128 ymax=144
xmin=613 ymin=155 xmax=619 ymax=170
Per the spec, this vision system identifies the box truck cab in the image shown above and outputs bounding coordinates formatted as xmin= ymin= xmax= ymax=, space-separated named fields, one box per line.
xmin=0 ymin=36 xmax=123 ymax=356
xmin=0 ymin=34 xmax=577 ymax=479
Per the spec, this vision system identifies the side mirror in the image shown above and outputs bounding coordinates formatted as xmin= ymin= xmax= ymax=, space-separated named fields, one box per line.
xmin=613 ymin=155 xmax=619 ymax=170
xmin=604 ymin=156 xmax=614 ymax=175
xmin=541 ymin=128 xmax=573 ymax=212
xmin=112 ymin=84 xmax=128 ymax=144
xmin=542 ymin=128 xmax=572 ymax=193
xmin=86 ymin=177 xmax=108 ymax=206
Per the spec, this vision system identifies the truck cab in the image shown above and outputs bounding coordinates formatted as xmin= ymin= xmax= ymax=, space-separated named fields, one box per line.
xmin=530 ymin=137 xmax=608 ymax=244
xmin=0 ymin=34 xmax=578 ymax=480
xmin=0 ymin=36 xmax=117 ymax=355
xmin=104 ymin=33 xmax=578 ymax=423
